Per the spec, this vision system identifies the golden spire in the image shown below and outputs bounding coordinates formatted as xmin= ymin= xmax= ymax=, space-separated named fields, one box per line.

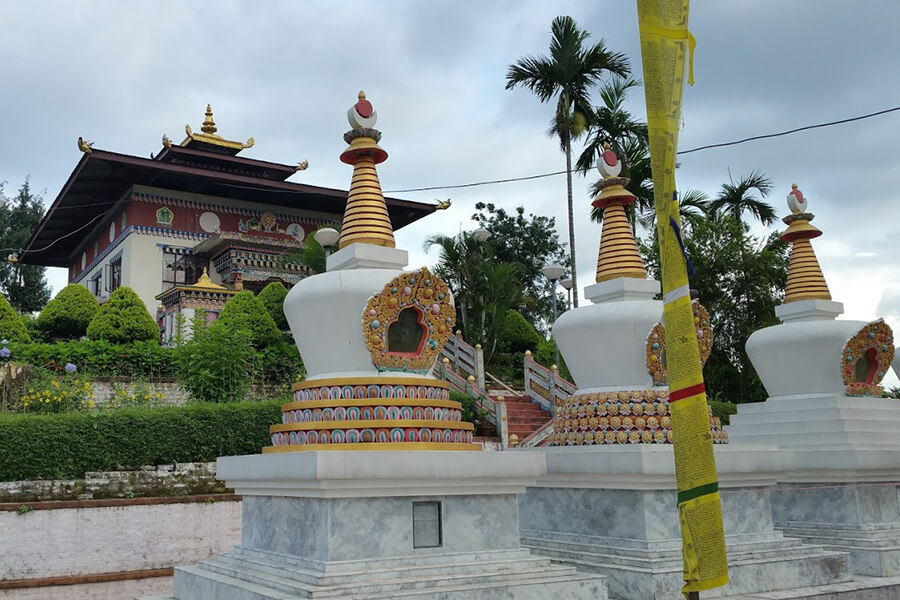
xmin=201 ymin=104 xmax=217 ymax=134
xmin=782 ymin=183 xmax=831 ymax=303
xmin=337 ymin=91 xmax=395 ymax=249
xmin=593 ymin=145 xmax=647 ymax=282
xmin=181 ymin=104 xmax=254 ymax=151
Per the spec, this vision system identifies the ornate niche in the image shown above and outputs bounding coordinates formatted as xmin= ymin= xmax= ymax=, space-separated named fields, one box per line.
xmin=842 ymin=319 xmax=894 ymax=396
xmin=362 ymin=267 xmax=455 ymax=373
xmin=646 ymin=300 xmax=714 ymax=385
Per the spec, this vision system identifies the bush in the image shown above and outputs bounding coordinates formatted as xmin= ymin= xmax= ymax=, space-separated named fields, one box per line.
xmin=9 ymin=339 xmax=174 ymax=378
xmin=0 ymin=400 xmax=281 ymax=480
xmin=257 ymin=282 xmax=289 ymax=330
xmin=217 ymin=290 xmax=281 ymax=348
xmin=533 ymin=337 xmax=572 ymax=381
xmin=37 ymin=283 xmax=99 ymax=339
xmin=708 ymin=400 xmax=737 ymax=425
xmin=254 ymin=341 xmax=304 ymax=385
xmin=87 ymin=287 xmax=159 ymax=343
xmin=20 ymin=313 xmax=45 ymax=343
xmin=0 ymin=294 xmax=30 ymax=343
xmin=497 ymin=309 xmax=541 ymax=353
xmin=177 ymin=317 xmax=256 ymax=403
xmin=450 ymin=389 xmax=489 ymax=426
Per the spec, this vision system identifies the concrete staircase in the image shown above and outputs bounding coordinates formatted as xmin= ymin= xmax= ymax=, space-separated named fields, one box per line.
xmin=488 ymin=388 xmax=551 ymax=441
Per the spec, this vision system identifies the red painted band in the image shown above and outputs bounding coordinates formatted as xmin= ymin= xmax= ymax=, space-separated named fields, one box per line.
xmin=669 ymin=382 xmax=705 ymax=403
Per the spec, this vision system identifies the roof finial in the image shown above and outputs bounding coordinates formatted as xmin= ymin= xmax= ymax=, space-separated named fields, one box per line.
xmin=201 ymin=104 xmax=218 ymax=135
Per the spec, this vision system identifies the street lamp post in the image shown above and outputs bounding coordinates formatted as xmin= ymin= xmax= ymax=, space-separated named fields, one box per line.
xmin=541 ymin=263 xmax=566 ymax=368
xmin=559 ymin=277 xmax=573 ymax=311
xmin=313 ymin=227 xmax=340 ymax=268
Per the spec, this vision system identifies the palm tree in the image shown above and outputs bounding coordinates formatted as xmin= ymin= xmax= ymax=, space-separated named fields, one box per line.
xmin=707 ymin=170 xmax=777 ymax=226
xmin=636 ymin=188 xmax=710 ymax=231
xmin=506 ymin=16 xmax=629 ymax=308
xmin=577 ymin=77 xmax=648 ymax=175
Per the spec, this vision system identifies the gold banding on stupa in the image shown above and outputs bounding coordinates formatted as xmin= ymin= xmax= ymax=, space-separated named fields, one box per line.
xmin=592 ymin=144 xmax=648 ymax=282
xmin=338 ymin=91 xmax=396 ymax=250
xmin=781 ymin=183 xmax=831 ymax=303
xmin=180 ymin=104 xmax=255 ymax=151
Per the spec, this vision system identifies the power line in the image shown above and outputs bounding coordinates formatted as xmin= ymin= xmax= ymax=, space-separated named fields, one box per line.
xmin=384 ymin=104 xmax=900 ymax=193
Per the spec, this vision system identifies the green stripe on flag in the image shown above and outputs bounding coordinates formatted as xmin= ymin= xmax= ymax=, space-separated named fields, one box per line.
xmin=677 ymin=481 xmax=719 ymax=504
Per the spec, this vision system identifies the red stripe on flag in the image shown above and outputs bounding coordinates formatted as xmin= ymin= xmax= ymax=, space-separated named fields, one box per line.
xmin=669 ymin=382 xmax=705 ymax=403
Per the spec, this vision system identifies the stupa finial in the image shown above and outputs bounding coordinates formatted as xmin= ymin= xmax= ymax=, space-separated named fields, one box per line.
xmin=201 ymin=104 xmax=218 ymax=135
xmin=781 ymin=183 xmax=831 ymax=303
xmin=338 ymin=91 xmax=395 ymax=250
xmin=591 ymin=145 xmax=647 ymax=283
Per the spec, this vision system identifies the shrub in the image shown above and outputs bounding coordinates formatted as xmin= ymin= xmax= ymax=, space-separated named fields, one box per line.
xmin=9 ymin=339 xmax=174 ymax=378
xmin=19 ymin=313 xmax=45 ymax=343
xmin=254 ymin=341 xmax=304 ymax=384
xmin=257 ymin=282 xmax=289 ymax=330
xmin=533 ymin=337 xmax=572 ymax=381
xmin=0 ymin=294 xmax=30 ymax=343
xmin=450 ymin=389 xmax=490 ymax=426
xmin=497 ymin=309 xmax=541 ymax=353
xmin=87 ymin=287 xmax=159 ymax=343
xmin=216 ymin=290 xmax=281 ymax=348
xmin=177 ymin=316 xmax=256 ymax=403
xmin=708 ymin=400 xmax=737 ymax=425
xmin=0 ymin=400 xmax=281 ymax=480
xmin=37 ymin=283 xmax=99 ymax=339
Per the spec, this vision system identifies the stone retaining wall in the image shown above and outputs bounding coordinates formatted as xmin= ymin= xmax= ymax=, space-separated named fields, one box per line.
xmin=0 ymin=462 xmax=226 ymax=503
xmin=88 ymin=379 xmax=283 ymax=407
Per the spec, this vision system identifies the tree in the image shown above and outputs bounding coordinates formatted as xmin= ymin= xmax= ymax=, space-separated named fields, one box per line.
xmin=0 ymin=293 xmax=31 ymax=343
xmin=87 ymin=286 xmax=159 ymax=343
xmin=470 ymin=202 xmax=568 ymax=331
xmin=257 ymin=282 xmax=289 ymax=330
xmin=707 ymin=170 xmax=777 ymax=226
xmin=423 ymin=230 xmax=496 ymax=343
xmin=640 ymin=212 xmax=789 ymax=403
xmin=506 ymin=15 xmax=630 ymax=308
xmin=37 ymin=283 xmax=100 ymax=339
xmin=0 ymin=180 xmax=52 ymax=312
xmin=216 ymin=290 xmax=281 ymax=348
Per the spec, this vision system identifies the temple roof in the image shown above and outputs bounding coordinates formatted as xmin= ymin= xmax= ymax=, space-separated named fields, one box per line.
xmin=19 ymin=147 xmax=435 ymax=267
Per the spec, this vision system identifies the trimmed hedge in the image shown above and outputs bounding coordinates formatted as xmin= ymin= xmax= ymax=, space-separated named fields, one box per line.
xmin=0 ymin=294 xmax=30 ymax=343
xmin=0 ymin=400 xmax=282 ymax=481
xmin=87 ymin=286 xmax=159 ymax=343
xmin=37 ymin=283 xmax=99 ymax=339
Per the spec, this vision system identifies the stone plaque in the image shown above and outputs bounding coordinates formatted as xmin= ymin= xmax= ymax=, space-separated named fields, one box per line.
xmin=412 ymin=501 xmax=442 ymax=548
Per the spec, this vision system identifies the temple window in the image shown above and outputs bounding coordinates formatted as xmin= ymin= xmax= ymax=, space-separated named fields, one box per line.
xmin=387 ymin=307 xmax=426 ymax=355
xmin=108 ymin=257 xmax=122 ymax=292
xmin=162 ymin=250 xmax=206 ymax=290
xmin=90 ymin=273 xmax=102 ymax=296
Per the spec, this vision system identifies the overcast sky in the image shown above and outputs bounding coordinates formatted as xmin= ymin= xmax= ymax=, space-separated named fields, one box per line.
xmin=1 ymin=1 xmax=898 ymax=385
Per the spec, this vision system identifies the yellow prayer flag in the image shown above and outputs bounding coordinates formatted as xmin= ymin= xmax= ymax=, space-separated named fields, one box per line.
xmin=636 ymin=0 xmax=729 ymax=596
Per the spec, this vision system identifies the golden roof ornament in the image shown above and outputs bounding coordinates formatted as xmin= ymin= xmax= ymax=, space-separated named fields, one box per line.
xmin=189 ymin=267 xmax=228 ymax=291
xmin=337 ymin=91 xmax=395 ymax=249
xmin=781 ymin=183 xmax=831 ymax=303
xmin=592 ymin=144 xmax=647 ymax=283
xmin=180 ymin=104 xmax=254 ymax=151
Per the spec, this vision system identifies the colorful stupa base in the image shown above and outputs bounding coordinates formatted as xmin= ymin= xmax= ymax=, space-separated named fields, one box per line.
xmin=267 ymin=377 xmax=479 ymax=451
xmin=549 ymin=387 xmax=728 ymax=446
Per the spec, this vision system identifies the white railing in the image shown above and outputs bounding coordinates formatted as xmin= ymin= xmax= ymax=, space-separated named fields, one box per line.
xmin=440 ymin=330 xmax=486 ymax=390
xmin=522 ymin=351 xmax=576 ymax=417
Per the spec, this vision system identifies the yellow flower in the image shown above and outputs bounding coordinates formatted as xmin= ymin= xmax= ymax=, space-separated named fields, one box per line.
xmin=88 ymin=400 xmax=95 ymax=407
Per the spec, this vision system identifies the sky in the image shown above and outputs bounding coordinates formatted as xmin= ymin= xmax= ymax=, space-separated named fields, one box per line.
xmin=1 ymin=1 xmax=898 ymax=385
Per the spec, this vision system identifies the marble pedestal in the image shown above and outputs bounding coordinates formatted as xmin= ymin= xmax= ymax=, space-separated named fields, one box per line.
xmin=152 ymin=451 xmax=606 ymax=600
xmin=517 ymin=445 xmax=851 ymax=599
xmin=729 ymin=394 xmax=900 ymax=577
